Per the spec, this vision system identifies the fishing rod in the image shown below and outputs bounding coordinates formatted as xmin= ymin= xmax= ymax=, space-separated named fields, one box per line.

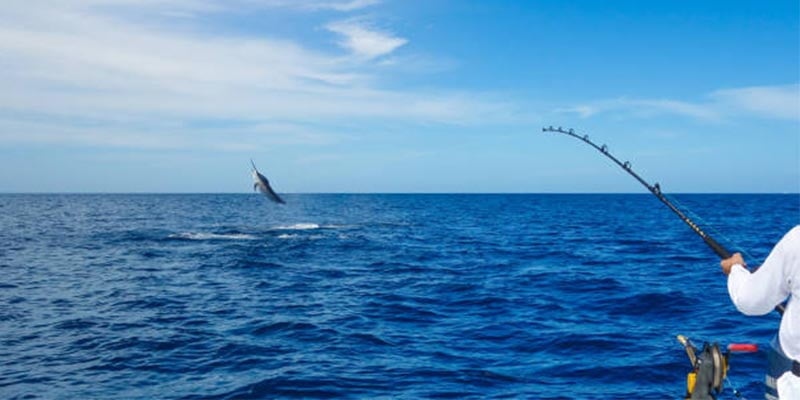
xmin=543 ymin=126 xmax=785 ymax=315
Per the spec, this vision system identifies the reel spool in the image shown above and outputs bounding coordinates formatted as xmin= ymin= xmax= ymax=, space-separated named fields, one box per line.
xmin=677 ymin=335 xmax=728 ymax=400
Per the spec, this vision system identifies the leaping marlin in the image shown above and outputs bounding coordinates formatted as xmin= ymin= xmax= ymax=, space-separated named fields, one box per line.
xmin=250 ymin=159 xmax=286 ymax=204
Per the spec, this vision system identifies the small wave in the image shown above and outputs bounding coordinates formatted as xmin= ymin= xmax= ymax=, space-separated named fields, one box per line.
xmin=349 ymin=332 xmax=394 ymax=346
xmin=272 ymin=223 xmax=350 ymax=231
xmin=543 ymin=332 xmax=634 ymax=352
xmin=53 ymin=318 xmax=99 ymax=330
xmin=592 ymin=290 xmax=692 ymax=317
xmin=168 ymin=232 xmax=257 ymax=240
xmin=278 ymin=233 xmax=324 ymax=240
xmin=273 ymin=223 xmax=320 ymax=230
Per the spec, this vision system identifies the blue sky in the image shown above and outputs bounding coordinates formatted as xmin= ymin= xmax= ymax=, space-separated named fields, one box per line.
xmin=0 ymin=0 xmax=797 ymax=193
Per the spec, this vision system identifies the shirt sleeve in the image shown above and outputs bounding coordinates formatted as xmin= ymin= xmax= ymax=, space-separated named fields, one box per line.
xmin=727 ymin=231 xmax=791 ymax=316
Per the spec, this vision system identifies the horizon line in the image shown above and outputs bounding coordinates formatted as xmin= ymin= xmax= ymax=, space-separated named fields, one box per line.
xmin=1 ymin=192 xmax=798 ymax=195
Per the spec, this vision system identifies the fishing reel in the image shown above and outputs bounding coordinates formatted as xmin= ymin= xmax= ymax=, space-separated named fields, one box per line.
xmin=676 ymin=335 xmax=757 ymax=400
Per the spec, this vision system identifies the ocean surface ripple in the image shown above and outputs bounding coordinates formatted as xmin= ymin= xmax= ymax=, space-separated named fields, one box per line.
xmin=1 ymin=194 xmax=797 ymax=399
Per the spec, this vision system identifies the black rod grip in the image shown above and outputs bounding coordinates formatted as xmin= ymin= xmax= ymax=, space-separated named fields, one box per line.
xmin=704 ymin=236 xmax=731 ymax=260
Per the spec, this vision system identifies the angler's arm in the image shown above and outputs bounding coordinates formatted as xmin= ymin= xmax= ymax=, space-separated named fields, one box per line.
xmin=727 ymin=233 xmax=791 ymax=316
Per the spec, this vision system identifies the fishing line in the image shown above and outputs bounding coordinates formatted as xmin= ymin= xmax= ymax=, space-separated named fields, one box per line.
xmin=543 ymin=126 xmax=784 ymax=315
xmin=662 ymin=193 xmax=756 ymax=262
xmin=724 ymin=375 xmax=747 ymax=399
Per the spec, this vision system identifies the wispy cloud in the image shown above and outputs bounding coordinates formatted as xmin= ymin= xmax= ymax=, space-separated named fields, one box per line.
xmin=326 ymin=19 xmax=408 ymax=59
xmin=711 ymin=84 xmax=799 ymax=120
xmin=0 ymin=1 xmax=511 ymax=150
xmin=0 ymin=117 xmax=339 ymax=151
xmin=64 ymin=0 xmax=381 ymax=15
xmin=244 ymin=0 xmax=382 ymax=12
xmin=559 ymin=98 xmax=720 ymax=120
xmin=559 ymin=83 xmax=799 ymax=122
xmin=310 ymin=0 xmax=381 ymax=11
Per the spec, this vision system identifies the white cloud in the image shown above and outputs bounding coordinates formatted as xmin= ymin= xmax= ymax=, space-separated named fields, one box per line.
xmin=0 ymin=1 xmax=512 ymax=150
xmin=0 ymin=117 xmax=339 ymax=151
xmin=54 ymin=0 xmax=381 ymax=15
xmin=559 ymin=84 xmax=799 ymax=122
xmin=711 ymin=84 xmax=799 ymax=120
xmin=557 ymin=105 xmax=597 ymax=119
xmin=624 ymin=99 xmax=720 ymax=120
xmin=556 ymin=98 xmax=719 ymax=120
xmin=248 ymin=0 xmax=381 ymax=12
xmin=309 ymin=0 xmax=381 ymax=11
xmin=326 ymin=19 xmax=408 ymax=59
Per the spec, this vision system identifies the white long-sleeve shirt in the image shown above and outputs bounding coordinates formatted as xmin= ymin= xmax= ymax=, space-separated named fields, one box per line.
xmin=728 ymin=225 xmax=800 ymax=361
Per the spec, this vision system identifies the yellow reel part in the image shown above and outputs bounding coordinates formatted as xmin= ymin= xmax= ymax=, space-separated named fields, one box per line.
xmin=686 ymin=372 xmax=697 ymax=396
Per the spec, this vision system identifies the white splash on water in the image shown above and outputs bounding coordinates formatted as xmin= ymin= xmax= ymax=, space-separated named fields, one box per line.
xmin=169 ymin=232 xmax=257 ymax=240
xmin=273 ymin=223 xmax=321 ymax=230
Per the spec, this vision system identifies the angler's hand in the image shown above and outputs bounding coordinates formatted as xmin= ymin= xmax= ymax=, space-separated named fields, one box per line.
xmin=720 ymin=253 xmax=746 ymax=275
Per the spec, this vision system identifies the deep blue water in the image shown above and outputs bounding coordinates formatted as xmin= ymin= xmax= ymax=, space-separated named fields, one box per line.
xmin=1 ymin=193 xmax=798 ymax=399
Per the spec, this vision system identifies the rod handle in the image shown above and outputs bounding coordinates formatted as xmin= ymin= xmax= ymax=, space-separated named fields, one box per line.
xmin=704 ymin=236 xmax=731 ymax=259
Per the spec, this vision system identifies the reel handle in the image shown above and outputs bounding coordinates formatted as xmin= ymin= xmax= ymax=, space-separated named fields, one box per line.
xmin=727 ymin=343 xmax=758 ymax=353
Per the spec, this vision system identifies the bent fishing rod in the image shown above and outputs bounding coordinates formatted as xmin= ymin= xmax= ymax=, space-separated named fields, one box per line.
xmin=543 ymin=126 xmax=785 ymax=315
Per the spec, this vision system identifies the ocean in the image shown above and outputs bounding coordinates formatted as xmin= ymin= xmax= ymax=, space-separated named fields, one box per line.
xmin=1 ymin=193 xmax=797 ymax=399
